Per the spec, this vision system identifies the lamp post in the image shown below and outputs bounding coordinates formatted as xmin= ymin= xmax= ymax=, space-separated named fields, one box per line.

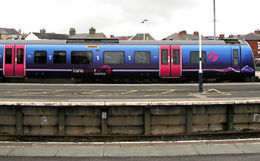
xmin=199 ymin=33 xmax=203 ymax=92
xmin=141 ymin=19 xmax=148 ymax=40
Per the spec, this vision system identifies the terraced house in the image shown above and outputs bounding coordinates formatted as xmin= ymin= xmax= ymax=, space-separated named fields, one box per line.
xmin=0 ymin=28 xmax=19 ymax=40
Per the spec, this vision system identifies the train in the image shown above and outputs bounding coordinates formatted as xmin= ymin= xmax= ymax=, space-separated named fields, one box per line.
xmin=0 ymin=38 xmax=256 ymax=82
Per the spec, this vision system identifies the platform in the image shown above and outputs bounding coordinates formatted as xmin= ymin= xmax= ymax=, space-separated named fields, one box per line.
xmin=0 ymin=82 xmax=260 ymax=103
xmin=1 ymin=139 xmax=260 ymax=157
xmin=0 ymin=83 xmax=260 ymax=143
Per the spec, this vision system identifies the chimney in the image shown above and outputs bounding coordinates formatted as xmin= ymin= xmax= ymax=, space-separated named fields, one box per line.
xmin=219 ymin=34 xmax=225 ymax=40
xmin=255 ymin=30 xmax=260 ymax=34
xmin=40 ymin=28 xmax=46 ymax=35
xmin=179 ymin=30 xmax=187 ymax=36
xmin=229 ymin=34 xmax=234 ymax=38
xmin=89 ymin=27 xmax=96 ymax=35
xmin=69 ymin=28 xmax=76 ymax=35
xmin=18 ymin=29 xmax=22 ymax=35
xmin=194 ymin=31 xmax=199 ymax=36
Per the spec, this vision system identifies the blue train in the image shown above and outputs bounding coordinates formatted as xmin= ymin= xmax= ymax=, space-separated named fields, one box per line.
xmin=0 ymin=38 xmax=255 ymax=81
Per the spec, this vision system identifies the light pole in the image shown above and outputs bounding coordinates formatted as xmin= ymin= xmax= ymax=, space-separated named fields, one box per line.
xmin=199 ymin=33 xmax=203 ymax=92
xmin=141 ymin=19 xmax=148 ymax=40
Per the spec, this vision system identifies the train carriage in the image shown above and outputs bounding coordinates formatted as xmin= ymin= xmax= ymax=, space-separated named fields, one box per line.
xmin=0 ymin=38 xmax=255 ymax=81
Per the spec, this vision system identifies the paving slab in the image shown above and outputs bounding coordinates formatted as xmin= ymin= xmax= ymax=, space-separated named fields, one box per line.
xmin=0 ymin=146 xmax=14 ymax=156
xmin=235 ymin=143 xmax=260 ymax=153
xmin=103 ymin=146 xmax=150 ymax=157
xmin=149 ymin=145 xmax=197 ymax=156
xmin=8 ymin=146 xmax=58 ymax=156
xmin=56 ymin=146 xmax=104 ymax=157
xmin=1 ymin=140 xmax=260 ymax=157
xmin=193 ymin=144 xmax=242 ymax=155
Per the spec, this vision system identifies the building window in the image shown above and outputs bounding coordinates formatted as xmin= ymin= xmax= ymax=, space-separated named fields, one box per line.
xmin=161 ymin=49 xmax=168 ymax=65
xmin=190 ymin=51 xmax=206 ymax=64
xmin=134 ymin=51 xmax=151 ymax=64
xmin=5 ymin=48 xmax=12 ymax=64
xmin=54 ymin=51 xmax=66 ymax=64
xmin=34 ymin=51 xmax=47 ymax=64
xmin=258 ymin=42 xmax=260 ymax=50
xmin=103 ymin=51 xmax=125 ymax=64
xmin=71 ymin=51 xmax=93 ymax=64
xmin=17 ymin=49 xmax=24 ymax=64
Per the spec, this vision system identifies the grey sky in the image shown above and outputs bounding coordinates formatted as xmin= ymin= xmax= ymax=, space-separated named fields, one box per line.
xmin=1 ymin=0 xmax=259 ymax=39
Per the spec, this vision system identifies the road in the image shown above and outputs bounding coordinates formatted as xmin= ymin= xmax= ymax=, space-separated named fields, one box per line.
xmin=0 ymin=82 xmax=259 ymax=101
xmin=1 ymin=154 xmax=260 ymax=161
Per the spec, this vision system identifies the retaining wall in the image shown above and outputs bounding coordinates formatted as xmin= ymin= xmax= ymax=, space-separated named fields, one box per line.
xmin=0 ymin=101 xmax=260 ymax=137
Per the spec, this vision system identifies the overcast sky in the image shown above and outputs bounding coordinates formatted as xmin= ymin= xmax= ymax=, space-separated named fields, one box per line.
xmin=2 ymin=0 xmax=259 ymax=39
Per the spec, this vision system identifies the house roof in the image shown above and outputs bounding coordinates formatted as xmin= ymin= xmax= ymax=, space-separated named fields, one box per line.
xmin=0 ymin=28 xmax=19 ymax=35
xmin=130 ymin=33 xmax=155 ymax=40
xmin=162 ymin=33 xmax=207 ymax=40
xmin=33 ymin=32 xmax=68 ymax=40
xmin=112 ymin=36 xmax=133 ymax=40
xmin=241 ymin=33 xmax=260 ymax=41
xmin=69 ymin=33 xmax=106 ymax=39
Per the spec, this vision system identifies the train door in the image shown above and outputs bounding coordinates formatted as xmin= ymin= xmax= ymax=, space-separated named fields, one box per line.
xmin=159 ymin=46 xmax=170 ymax=77
xmin=231 ymin=46 xmax=241 ymax=72
xmin=171 ymin=46 xmax=182 ymax=77
xmin=159 ymin=46 xmax=182 ymax=77
xmin=3 ymin=45 xmax=25 ymax=77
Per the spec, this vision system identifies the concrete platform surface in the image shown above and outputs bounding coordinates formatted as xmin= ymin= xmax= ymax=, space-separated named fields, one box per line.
xmin=0 ymin=82 xmax=260 ymax=103
xmin=0 ymin=139 xmax=260 ymax=157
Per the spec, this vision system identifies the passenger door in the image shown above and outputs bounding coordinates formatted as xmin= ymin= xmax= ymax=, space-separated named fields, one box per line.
xmin=171 ymin=46 xmax=182 ymax=77
xmin=159 ymin=46 xmax=182 ymax=77
xmin=159 ymin=46 xmax=170 ymax=77
xmin=4 ymin=45 xmax=25 ymax=77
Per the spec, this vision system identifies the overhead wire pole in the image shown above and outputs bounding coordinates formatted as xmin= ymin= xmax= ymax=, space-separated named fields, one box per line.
xmin=213 ymin=0 xmax=216 ymax=40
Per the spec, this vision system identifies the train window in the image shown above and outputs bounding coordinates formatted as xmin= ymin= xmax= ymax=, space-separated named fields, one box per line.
xmin=71 ymin=51 xmax=93 ymax=64
xmin=17 ymin=49 xmax=24 ymax=64
xmin=54 ymin=51 xmax=66 ymax=64
xmin=103 ymin=51 xmax=125 ymax=64
xmin=161 ymin=49 xmax=168 ymax=65
xmin=190 ymin=51 xmax=206 ymax=64
xmin=5 ymin=48 xmax=12 ymax=64
xmin=233 ymin=49 xmax=239 ymax=65
xmin=173 ymin=49 xmax=180 ymax=65
xmin=134 ymin=51 xmax=151 ymax=64
xmin=34 ymin=51 xmax=47 ymax=64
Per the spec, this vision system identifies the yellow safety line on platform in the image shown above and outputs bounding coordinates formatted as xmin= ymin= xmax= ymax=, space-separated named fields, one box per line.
xmin=18 ymin=89 xmax=31 ymax=92
xmin=161 ymin=89 xmax=176 ymax=95
xmin=53 ymin=90 xmax=65 ymax=93
xmin=81 ymin=90 xmax=101 ymax=95
xmin=203 ymin=89 xmax=231 ymax=96
xmin=120 ymin=90 xmax=139 ymax=95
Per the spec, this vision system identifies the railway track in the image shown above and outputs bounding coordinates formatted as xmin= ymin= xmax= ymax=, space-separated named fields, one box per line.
xmin=1 ymin=131 xmax=260 ymax=142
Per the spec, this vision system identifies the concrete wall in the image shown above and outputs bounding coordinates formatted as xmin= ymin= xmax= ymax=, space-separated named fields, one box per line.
xmin=0 ymin=104 xmax=259 ymax=137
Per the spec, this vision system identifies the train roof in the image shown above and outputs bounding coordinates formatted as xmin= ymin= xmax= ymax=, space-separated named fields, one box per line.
xmin=0 ymin=39 xmax=247 ymax=45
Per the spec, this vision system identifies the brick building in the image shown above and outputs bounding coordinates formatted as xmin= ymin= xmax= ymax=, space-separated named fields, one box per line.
xmin=162 ymin=30 xmax=207 ymax=40
xmin=69 ymin=27 xmax=106 ymax=39
xmin=240 ymin=30 xmax=260 ymax=58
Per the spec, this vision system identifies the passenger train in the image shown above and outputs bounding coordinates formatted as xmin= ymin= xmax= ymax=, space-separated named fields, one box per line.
xmin=0 ymin=38 xmax=255 ymax=82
